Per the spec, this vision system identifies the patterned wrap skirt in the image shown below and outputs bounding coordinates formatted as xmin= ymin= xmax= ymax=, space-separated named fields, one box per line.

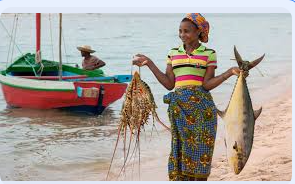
xmin=163 ymin=86 xmax=217 ymax=181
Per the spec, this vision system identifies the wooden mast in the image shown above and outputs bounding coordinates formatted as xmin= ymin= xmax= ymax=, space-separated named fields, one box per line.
xmin=36 ymin=13 xmax=41 ymax=52
xmin=35 ymin=13 xmax=42 ymax=64
xmin=58 ymin=13 xmax=62 ymax=81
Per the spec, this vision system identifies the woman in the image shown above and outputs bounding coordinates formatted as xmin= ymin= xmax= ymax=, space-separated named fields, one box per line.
xmin=132 ymin=13 xmax=243 ymax=181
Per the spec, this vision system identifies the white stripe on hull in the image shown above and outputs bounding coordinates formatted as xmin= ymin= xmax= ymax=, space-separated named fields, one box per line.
xmin=0 ymin=74 xmax=75 ymax=90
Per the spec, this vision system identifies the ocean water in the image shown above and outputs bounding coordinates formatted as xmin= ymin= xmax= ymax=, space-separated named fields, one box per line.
xmin=0 ymin=13 xmax=292 ymax=180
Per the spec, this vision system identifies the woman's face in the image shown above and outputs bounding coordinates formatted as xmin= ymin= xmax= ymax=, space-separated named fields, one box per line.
xmin=179 ymin=21 xmax=200 ymax=45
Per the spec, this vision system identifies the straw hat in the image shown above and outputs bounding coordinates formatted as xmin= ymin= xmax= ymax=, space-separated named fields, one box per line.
xmin=77 ymin=45 xmax=96 ymax=53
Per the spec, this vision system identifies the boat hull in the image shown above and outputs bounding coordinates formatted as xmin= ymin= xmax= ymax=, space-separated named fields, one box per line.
xmin=0 ymin=75 xmax=127 ymax=114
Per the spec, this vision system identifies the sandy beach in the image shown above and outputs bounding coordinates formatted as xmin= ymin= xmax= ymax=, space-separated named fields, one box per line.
xmin=209 ymin=88 xmax=292 ymax=181
xmin=108 ymin=78 xmax=292 ymax=181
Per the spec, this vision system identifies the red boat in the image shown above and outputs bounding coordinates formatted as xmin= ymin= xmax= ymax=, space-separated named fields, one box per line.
xmin=0 ymin=14 xmax=131 ymax=114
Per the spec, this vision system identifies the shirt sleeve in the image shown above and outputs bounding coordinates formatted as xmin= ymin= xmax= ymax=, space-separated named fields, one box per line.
xmin=207 ymin=52 xmax=217 ymax=68
xmin=166 ymin=50 xmax=173 ymax=65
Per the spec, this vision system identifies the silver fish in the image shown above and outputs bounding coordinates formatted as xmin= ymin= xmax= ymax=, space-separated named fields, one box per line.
xmin=217 ymin=46 xmax=265 ymax=174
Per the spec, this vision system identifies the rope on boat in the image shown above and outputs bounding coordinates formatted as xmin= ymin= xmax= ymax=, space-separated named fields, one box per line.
xmin=0 ymin=15 xmax=38 ymax=77
xmin=35 ymin=49 xmax=44 ymax=76
xmin=6 ymin=14 xmax=17 ymax=68
xmin=49 ymin=13 xmax=55 ymax=62
xmin=0 ymin=15 xmax=37 ymax=76
xmin=0 ymin=15 xmax=22 ymax=56
xmin=62 ymin=29 xmax=69 ymax=64
xmin=10 ymin=14 xmax=19 ymax=64
xmin=0 ymin=19 xmax=38 ymax=76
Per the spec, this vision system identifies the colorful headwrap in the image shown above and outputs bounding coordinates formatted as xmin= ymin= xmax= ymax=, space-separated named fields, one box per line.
xmin=186 ymin=13 xmax=210 ymax=43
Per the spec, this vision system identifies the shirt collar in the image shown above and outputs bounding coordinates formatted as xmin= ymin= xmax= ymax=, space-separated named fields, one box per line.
xmin=178 ymin=44 xmax=206 ymax=54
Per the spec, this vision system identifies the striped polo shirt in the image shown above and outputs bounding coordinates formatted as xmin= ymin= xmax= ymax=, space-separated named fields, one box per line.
xmin=166 ymin=44 xmax=217 ymax=87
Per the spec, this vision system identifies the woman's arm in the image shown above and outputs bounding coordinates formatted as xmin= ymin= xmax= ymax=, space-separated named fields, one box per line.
xmin=147 ymin=62 xmax=175 ymax=90
xmin=202 ymin=66 xmax=244 ymax=91
xmin=132 ymin=54 xmax=175 ymax=90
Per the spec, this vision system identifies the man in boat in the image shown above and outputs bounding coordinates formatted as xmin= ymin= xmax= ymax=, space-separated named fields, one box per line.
xmin=77 ymin=45 xmax=106 ymax=70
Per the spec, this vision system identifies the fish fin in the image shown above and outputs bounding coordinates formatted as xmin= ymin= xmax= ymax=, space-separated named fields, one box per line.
xmin=254 ymin=107 xmax=263 ymax=121
xmin=248 ymin=54 xmax=265 ymax=70
xmin=234 ymin=46 xmax=243 ymax=68
xmin=217 ymin=108 xmax=226 ymax=119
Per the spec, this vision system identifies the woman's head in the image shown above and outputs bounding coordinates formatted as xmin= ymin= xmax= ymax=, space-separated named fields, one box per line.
xmin=179 ymin=13 xmax=210 ymax=44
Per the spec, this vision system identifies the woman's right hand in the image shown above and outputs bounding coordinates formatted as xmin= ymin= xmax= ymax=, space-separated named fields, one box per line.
xmin=132 ymin=54 xmax=152 ymax=67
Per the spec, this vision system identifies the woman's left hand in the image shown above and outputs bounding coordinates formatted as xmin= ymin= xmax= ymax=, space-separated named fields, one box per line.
xmin=230 ymin=67 xmax=249 ymax=78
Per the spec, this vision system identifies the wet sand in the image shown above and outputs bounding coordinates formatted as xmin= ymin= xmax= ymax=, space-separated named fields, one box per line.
xmin=209 ymin=88 xmax=292 ymax=181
